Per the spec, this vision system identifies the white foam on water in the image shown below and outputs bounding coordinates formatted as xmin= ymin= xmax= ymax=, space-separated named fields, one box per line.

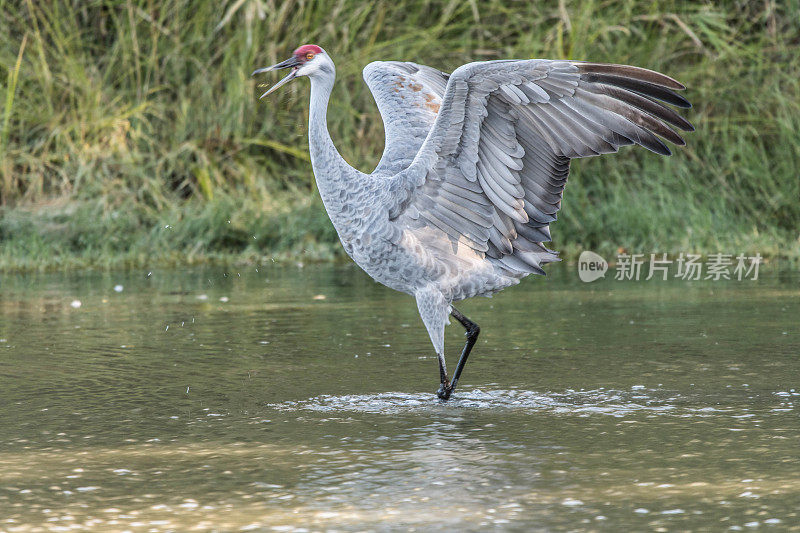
xmin=268 ymin=386 xmax=795 ymax=419
xmin=268 ymin=388 xmax=694 ymax=416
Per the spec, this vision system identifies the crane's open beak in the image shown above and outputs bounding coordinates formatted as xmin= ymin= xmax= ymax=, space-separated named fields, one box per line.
xmin=252 ymin=56 xmax=301 ymax=99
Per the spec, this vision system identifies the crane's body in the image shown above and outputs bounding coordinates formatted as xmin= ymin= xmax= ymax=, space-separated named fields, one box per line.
xmin=254 ymin=45 xmax=692 ymax=399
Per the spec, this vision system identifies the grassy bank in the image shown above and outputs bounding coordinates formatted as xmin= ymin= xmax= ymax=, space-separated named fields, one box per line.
xmin=1 ymin=0 xmax=798 ymax=270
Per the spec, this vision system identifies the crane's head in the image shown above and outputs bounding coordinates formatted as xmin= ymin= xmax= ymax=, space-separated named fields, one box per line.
xmin=252 ymin=45 xmax=332 ymax=99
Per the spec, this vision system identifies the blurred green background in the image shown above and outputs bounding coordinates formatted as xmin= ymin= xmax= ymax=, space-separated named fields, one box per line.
xmin=0 ymin=0 xmax=798 ymax=270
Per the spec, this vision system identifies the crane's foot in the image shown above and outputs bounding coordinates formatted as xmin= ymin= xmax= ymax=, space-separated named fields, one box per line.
xmin=436 ymin=380 xmax=453 ymax=401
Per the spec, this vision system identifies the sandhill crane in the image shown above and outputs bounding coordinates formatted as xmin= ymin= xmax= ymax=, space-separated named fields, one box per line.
xmin=253 ymin=44 xmax=692 ymax=400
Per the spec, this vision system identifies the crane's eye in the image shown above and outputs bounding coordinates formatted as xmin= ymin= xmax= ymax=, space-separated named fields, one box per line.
xmin=305 ymin=52 xmax=315 ymax=61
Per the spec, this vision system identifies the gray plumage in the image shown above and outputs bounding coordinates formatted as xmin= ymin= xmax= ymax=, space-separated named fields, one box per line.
xmin=256 ymin=48 xmax=692 ymax=396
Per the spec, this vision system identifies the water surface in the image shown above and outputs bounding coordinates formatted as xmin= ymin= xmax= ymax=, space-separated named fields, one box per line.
xmin=1 ymin=264 xmax=798 ymax=531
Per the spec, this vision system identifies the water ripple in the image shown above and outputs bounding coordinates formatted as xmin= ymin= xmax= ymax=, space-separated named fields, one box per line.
xmin=267 ymin=387 xmax=719 ymax=416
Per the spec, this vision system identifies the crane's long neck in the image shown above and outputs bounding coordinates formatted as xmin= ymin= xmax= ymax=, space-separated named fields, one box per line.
xmin=307 ymin=74 xmax=354 ymax=202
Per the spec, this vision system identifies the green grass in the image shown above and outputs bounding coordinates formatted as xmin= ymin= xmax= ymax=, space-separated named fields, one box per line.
xmin=1 ymin=0 xmax=798 ymax=270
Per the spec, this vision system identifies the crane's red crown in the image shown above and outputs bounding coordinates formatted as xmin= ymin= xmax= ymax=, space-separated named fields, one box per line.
xmin=293 ymin=44 xmax=323 ymax=62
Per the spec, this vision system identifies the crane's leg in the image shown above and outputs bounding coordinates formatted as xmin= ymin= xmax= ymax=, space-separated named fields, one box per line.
xmin=437 ymin=353 xmax=450 ymax=398
xmin=414 ymin=288 xmax=452 ymax=400
xmin=437 ymin=307 xmax=480 ymax=400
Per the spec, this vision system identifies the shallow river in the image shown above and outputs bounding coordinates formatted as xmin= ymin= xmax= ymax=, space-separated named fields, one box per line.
xmin=0 ymin=263 xmax=798 ymax=531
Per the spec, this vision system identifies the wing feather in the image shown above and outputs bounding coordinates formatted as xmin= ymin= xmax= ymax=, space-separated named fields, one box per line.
xmin=382 ymin=59 xmax=692 ymax=276
xmin=363 ymin=61 xmax=449 ymax=175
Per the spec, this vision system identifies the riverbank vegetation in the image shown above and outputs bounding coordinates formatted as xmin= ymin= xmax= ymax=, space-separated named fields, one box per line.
xmin=1 ymin=0 xmax=798 ymax=270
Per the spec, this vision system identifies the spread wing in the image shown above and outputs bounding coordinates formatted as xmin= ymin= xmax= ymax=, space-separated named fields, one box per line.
xmin=389 ymin=59 xmax=693 ymax=274
xmin=363 ymin=61 xmax=450 ymax=175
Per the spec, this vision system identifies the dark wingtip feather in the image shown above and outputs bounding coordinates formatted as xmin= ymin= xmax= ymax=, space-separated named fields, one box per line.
xmin=659 ymin=128 xmax=685 ymax=147
xmin=651 ymin=142 xmax=672 ymax=156
xmin=587 ymin=84 xmax=694 ymax=132
xmin=638 ymin=132 xmax=672 ymax=156
xmin=583 ymin=73 xmax=692 ymax=108
xmin=575 ymin=62 xmax=687 ymax=90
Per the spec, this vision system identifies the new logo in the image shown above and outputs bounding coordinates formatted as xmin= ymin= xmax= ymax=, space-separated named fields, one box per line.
xmin=578 ymin=251 xmax=608 ymax=282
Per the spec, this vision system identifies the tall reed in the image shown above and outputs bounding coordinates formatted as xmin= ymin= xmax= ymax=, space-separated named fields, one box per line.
xmin=0 ymin=0 xmax=797 ymax=269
